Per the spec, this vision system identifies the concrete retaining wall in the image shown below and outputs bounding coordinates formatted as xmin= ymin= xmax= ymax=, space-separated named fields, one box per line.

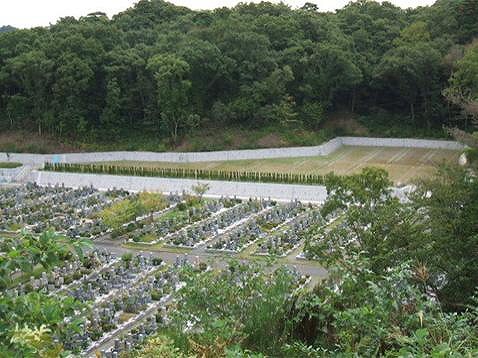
xmin=0 ymin=167 xmax=24 ymax=183
xmin=33 ymin=171 xmax=329 ymax=203
xmin=0 ymin=136 xmax=463 ymax=167
xmin=341 ymin=137 xmax=465 ymax=150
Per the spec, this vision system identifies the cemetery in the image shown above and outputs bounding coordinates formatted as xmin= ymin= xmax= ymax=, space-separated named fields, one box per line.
xmin=0 ymin=124 xmax=472 ymax=358
xmin=0 ymin=183 xmax=332 ymax=262
xmin=0 ymin=182 xmax=329 ymax=356
xmin=1 ymin=0 xmax=477 ymax=353
xmin=1 ymin=161 xmax=476 ymax=356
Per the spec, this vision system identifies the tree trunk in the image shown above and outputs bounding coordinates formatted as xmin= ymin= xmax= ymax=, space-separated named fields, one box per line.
xmin=410 ymin=102 xmax=415 ymax=124
xmin=424 ymin=96 xmax=431 ymax=130
xmin=7 ymin=111 xmax=13 ymax=129
xmin=172 ymin=120 xmax=179 ymax=145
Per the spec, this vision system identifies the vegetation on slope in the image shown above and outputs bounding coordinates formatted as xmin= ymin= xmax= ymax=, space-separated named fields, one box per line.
xmin=0 ymin=231 xmax=91 ymax=357
xmin=0 ymin=0 xmax=477 ymax=151
xmin=127 ymin=165 xmax=478 ymax=356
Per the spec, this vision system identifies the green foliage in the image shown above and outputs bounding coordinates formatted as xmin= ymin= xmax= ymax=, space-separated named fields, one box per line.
xmin=0 ymin=162 xmax=22 ymax=168
xmin=317 ymin=165 xmax=478 ymax=310
xmin=0 ymin=231 xmax=89 ymax=357
xmin=467 ymin=146 xmax=478 ymax=168
xmin=10 ymin=324 xmax=63 ymax=358
xmin=99 ymin=191 xmax=167 ymax=230
xmin=373 ymin=41 xmax=442 ymax=126
xmin=0 ymin=292 xmax=84 ymax=357
xmin=288 ymin=258 xmax=478 ymax=356
xmin=0 ymin=231 xmax=92 ymax=289
xmin=169 ymin=261 xmax=298 ymax=356
xmin=133 ymin=245 xmax=478 ymax=357
xmin=129 ymin=334 xmax=191 ymax=357
xmin=0 ymin=0 xmax=474 ymax=144
xmin=299 ymin=101 xmax=325 ymax=129
xmin=444 ymin=42 xmax=478 ymax=123
xmin=411 ymin=165 xmax=478 ymax=309
xmin=147 ymin=53 xmax=197 ymax=143
xmin=191 ymin=183 xmax=210 ymax=199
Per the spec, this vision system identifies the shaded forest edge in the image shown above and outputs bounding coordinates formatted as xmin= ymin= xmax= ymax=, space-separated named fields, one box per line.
xmin=0 ymin=0 xmax=477 ymax=153
xmin=0 ymin=112 xmax=450 ymax=154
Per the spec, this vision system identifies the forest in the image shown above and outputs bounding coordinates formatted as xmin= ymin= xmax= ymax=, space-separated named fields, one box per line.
xmin=0 ymin=0 xmax=477 ymax=150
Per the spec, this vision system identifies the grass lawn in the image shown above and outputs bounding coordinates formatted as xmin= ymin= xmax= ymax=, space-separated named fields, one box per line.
xmin=0 ymin=162 xmax=22 ymax=169
xmin=96 ymin=146 xmax=461 ymax=184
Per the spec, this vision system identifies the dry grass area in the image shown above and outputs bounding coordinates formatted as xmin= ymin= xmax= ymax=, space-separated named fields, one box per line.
xmin=0 ymin=130 xmax=79 ymax=153
xmin=97 ymin=146 xmax=461 ymax=184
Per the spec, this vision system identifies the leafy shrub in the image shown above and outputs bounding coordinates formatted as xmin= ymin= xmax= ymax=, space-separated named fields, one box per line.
xmin=98 ymin=192 xmax=167 ymax=231
xmin=130 ymin=335 xmax=190 ymax=358
xmin=169 ymin=261 xmax=297 ymax=356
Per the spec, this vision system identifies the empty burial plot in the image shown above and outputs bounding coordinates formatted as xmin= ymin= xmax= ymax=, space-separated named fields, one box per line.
xmin=96 ymin=146 xmax=460 ymax=184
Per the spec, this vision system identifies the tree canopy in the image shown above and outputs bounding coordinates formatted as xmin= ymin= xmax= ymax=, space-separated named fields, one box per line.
xmin=0 ymin=0 xmax=477 ymax=144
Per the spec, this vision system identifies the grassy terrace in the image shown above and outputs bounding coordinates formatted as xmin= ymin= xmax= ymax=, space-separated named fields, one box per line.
xmin=91 ymin=146 xmax=460 ymax=184
xmin=0 ymin=162 xmax=22 ymax=169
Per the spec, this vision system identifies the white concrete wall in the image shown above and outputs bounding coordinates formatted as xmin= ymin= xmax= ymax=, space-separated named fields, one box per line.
xmin=33 ymin=171 xmax=329 ymax=203
xmin=0 ymin=167 xmax=24 ymax=182
xmin=341 ymin=137 xmax=464 ymax=150
xmin=0 ymin=136 xmax=463 ymax=167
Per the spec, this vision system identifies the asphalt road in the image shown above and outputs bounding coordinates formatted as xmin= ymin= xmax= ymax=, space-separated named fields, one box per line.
xmin=94 ymin=239 xmax=328 ymax=281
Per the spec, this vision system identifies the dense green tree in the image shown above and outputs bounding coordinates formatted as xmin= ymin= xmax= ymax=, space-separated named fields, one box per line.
xmin=374 ymin=42 xmax=442 ymax=126
xmin=411 ymin=165 xmax=478 ymax=310
xmin=2 ymin=50 xmax=53 ymax=135
xmin=0 ymin=0 xmax=477 ymax=142
xmin=147 ymin=53 xmax=197 ymax=143
xmin=100 ymin=77 xmax=122 ymax=136
xmin=315 ymin=165 xmax=478 ymax=311
xmin=444 ymin=43 xmax=478 ymax=126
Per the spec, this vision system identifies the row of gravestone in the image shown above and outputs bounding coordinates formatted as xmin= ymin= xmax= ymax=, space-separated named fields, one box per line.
xmin=255 ymin=208 xmax=325 ymax=257
xmin=159 ymin=198 xmax=267 ymax=247
xmin=5 ymin=250 xmax=115 ymax=297
xmin=70 ymin=255 xmax=193 ymax=355
xmin=125 ymin=197 xmax=227 ymax=244
xmin=98 ymin=316 xmax=158 ymax=358
xmin=0 ymin=182 xmax=73 ymax=209
xmin=124 ymin=196 xmax=266 ymax=248
xmin=297 ymin=209 xmax=345 ymax=261
xmin=57 ymin=255 xmax=180 ymax=352
xmin=208 ymin=200 xmax=305 ymax=253
xmin=0 ymin=183 xmax=129 ymax=234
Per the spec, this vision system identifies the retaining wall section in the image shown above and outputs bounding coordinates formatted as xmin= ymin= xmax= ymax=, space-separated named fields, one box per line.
xmin=0 ymin=137 xmax=464 ymax=168
xmin=0 ymin=137 xmax=463 ymax=167
xmin=0 ymin=138 xmax=344 ymax=166
xmin=0 ymin=167 xmax=23 ymax=183
xmin=340 ymin=137 xmax=464 ymax=150
xmin=33 ymin=171 xmax=329 ymax=203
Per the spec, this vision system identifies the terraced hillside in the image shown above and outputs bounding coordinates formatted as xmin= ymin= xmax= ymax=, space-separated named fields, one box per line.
xmin=97 ymin=146 xmax=460 ymax=184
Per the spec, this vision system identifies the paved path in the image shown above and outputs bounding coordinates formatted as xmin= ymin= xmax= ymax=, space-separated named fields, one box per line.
xmin=94 ymin=239 xmax=328 ymax=280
